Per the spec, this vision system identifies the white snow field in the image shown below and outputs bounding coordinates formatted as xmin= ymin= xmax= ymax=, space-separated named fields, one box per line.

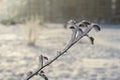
xmin=0 ymin=24 xmax=120 ymax=80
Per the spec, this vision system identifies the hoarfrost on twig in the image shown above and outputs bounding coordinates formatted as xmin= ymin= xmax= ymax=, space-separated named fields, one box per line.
xmin=24 ymin=19 xmax=101 ymax=80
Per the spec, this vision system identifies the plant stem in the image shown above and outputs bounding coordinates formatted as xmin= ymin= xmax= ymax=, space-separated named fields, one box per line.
xmin=25 ymin=43 xmax=73 ymax=80
xmin=24 ymin=21 xmax=99 ymax=80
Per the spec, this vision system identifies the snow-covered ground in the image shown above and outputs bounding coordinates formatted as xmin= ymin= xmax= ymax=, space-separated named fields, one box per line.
xmin=0 ymin=24 xmax=120 ymax=80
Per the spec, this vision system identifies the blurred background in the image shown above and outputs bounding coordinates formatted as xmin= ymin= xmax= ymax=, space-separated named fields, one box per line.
xmin=0 ymin=0 xmax=120 ymax=24
xmin=0 ymin=0 xmax=120 ymax=80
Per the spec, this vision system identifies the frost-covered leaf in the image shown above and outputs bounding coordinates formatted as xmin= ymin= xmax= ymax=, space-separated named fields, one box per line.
xmin=81 ymin=20 xmax=91 ymax=25
xmin=89 ymin=37 xmax=94 ymax=45
xmin=39 ymin=72 xmax=48 ymax=80
xmin=69 ymin=26 xmax=75 ymax=29
xmin=43 ymin=56 xmax=48 ymax=60
xmin=40 ymin=70 xmax=44 ymax=73
xmin=92 ymin=23 xmax=101 ymax=31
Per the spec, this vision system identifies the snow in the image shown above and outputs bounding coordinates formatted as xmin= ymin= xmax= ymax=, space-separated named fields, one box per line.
xmin=0 ymin=24 xmax=120 ymax=80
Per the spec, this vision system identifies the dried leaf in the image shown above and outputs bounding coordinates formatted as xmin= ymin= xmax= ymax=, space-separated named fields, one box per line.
xmin=81 ymin=20 xmax=91 ymax=25
xmin=39 ymin=72 xmax=48 ymax=80
xmin=78 ymin=23 xmax=84 ymax=27
xmin=43 ymin=56 xmax=48 ymax=60
xmin=69 ymin=26 xmax=75 ymax=29
xmin=89 ymin=37 xmax=94 ymax=45
xmin=92 ymin=23 xmax=101 ymax=31
xmin=40 ymin=70 xmax=44 ymax=73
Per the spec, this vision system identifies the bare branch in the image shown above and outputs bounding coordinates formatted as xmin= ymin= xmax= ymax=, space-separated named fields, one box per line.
xmin=24 ymin=20 xmax=101 ymax=80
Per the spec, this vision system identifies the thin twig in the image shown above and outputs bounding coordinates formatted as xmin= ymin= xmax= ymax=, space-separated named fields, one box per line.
xmin=24 ymin=20 xmax=100 ymax=80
